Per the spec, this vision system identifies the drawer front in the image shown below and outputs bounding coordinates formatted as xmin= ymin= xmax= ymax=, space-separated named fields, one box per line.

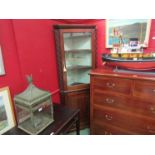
xmin=93 ymin=90 xmax=155 ymax=117
xmin=93 ymin=76 xmax=132 ymax=95
xmin=134 ymin=80 xmax=155 ymax=100
xmin=92 ymin=121 xmax=133 ymax=135
xmin=93 ymin=106 xmax=134 ymax=131
xmin=93 ymin=90 xmax=130 ymax=110
xmin=93 ymin=105 xmax=155 ymax=134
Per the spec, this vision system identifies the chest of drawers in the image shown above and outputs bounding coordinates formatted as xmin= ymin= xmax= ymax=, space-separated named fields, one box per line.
xmin=90 ymin=68 xmax=155 ymax=135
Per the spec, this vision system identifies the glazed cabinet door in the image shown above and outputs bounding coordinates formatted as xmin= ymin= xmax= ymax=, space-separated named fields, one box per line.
xmin=61 ymin=29 xmax=95 ymax=89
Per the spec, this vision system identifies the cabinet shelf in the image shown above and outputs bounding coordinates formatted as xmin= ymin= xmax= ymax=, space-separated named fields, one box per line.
xmin=70 ymin=82 xmax=85 ymax=86
xmin=65 ymin=49 xmax=91 ymax=53
xmin=67 ymin=65 xmax=91 ymax=70
xmin=64 ymin=33 xmax=91 ymax=39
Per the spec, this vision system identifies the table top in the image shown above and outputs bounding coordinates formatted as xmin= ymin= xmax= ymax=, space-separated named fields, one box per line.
xmin=4 ymin=104 xmax=80 ymax=135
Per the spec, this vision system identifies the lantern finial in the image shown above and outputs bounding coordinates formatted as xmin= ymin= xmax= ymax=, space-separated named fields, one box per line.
xmin=26 ymin=75 xmax=33 ymax=84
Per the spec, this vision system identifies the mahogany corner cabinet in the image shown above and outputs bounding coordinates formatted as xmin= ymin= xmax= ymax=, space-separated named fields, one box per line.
xmin=54 ymin=25 xmax=96 ymax=129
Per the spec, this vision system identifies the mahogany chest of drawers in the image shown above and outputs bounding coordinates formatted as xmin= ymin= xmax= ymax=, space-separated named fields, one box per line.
xmin=90 ymin=68 xmax=155 ymax=135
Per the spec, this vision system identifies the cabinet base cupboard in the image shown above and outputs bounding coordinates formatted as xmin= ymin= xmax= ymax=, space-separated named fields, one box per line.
xmin=90 ymin=68 xmax=155 ymax=135
xmin=54 ymin=25 xmax=96 ymax=129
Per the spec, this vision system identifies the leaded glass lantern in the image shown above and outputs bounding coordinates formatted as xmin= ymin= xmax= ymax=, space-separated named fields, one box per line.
xmin=14 ymin=76 xmax=54 ymax=135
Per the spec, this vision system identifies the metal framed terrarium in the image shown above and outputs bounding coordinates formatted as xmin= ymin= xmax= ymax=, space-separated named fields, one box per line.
xmin=14 ymin=76 xmax=54 ymax=135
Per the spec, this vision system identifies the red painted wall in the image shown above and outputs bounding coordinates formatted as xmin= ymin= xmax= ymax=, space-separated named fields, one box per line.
xmin=0 ymin=19 xmax=64 ymax=104
xmin=0 ymin=19 xmax=155 ymax=105
xmin=12 ymin=19 xmax=64 ymax=103
xmin=0 ymin=20 xmax=23 ymax=94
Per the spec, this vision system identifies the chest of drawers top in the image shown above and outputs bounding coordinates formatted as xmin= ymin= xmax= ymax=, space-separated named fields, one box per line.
xmin=90 ymin=68 xmax=155 ymax=82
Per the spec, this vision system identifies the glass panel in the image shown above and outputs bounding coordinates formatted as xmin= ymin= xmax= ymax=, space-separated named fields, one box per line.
xmin=63 ymin=32 xmax=92 ymax=86
xmin=16 ymin=99 xmax=54 ymax=135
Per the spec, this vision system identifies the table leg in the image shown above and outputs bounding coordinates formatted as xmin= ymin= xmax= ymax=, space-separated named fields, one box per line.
xmin=76 ymin=112 xmax=80 ymax=135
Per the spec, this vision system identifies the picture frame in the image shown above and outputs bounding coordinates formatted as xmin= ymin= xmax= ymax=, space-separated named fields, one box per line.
xmin=0 ymin=87 xmax=16 ymax=134
xmin=106 ymin=19 xmax=152 ymax=48
xmin=0 ymin=46 xmax=5 ymax=76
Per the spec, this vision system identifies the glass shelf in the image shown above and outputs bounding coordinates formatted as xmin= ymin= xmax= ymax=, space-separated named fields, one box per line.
xmin=70 ymin=82 xmax=85 ymax=86
xmin=64 ymin=32 xmax=91 ymax=38
xmin=67 ymin=65 xmax=91 ymax=70
xmin=65 ymin=49 xmax=91 ymax=53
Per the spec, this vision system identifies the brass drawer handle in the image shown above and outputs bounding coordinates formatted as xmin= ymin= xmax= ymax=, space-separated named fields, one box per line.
xmin=147 ymin=126 xmax=155 ymax=133
xmin=152 ymin=89 xmax=155 ymax=92
xmin=104 ymin=131 xmax=112 ymax=135
xmin=105 ymin=114 xmax=113 ymax=121
xmin=148 ymin=129 xmax=155 ymax=134
xmin=106 ymin=82 xmax=115 ymax=88
xmin=149 ymin=106 xmax=155 ymax=114
xmin=105 ymin=98 xmax=114 ymax=104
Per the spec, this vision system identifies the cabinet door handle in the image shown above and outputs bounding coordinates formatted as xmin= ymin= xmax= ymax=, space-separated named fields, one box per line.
xmin=152 ymin=89 xmax=155 ymax=93
xmin=106 ymin=82 xmax=115 ymax=88
xmin=105 ymin=98 xmax=114 ymax=104
xmin=63 ymin=61 xmax=67 ymax=72
xmin=149 ymin=106 xmax=155 ymax=114
xmin=105 ymin=114 xmax=113 ymax=121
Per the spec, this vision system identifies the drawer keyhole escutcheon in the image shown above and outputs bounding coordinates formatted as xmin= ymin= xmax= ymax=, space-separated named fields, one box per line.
xmin=149 ymin=106 xmax=155 ymax=114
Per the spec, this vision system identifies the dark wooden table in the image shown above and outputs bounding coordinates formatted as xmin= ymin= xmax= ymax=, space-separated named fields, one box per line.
xmin=4 ymin=104 xmax=80 ymax=135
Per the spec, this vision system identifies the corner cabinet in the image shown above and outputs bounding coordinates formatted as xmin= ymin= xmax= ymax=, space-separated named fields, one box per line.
xmin=54 ymin=25 xmax=96 ymax=129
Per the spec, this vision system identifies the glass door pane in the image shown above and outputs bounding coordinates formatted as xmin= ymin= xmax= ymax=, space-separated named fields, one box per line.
xmin=63 ymin=32 xmax=92 ymax=86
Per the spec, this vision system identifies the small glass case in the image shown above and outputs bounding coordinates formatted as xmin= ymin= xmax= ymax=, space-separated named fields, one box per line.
xmin=14 ymin=76 xmax=54 ymax=135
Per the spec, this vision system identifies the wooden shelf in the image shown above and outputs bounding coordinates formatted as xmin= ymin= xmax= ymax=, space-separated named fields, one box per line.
xmin=67 ymin=65 xmax=91 ymax=70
